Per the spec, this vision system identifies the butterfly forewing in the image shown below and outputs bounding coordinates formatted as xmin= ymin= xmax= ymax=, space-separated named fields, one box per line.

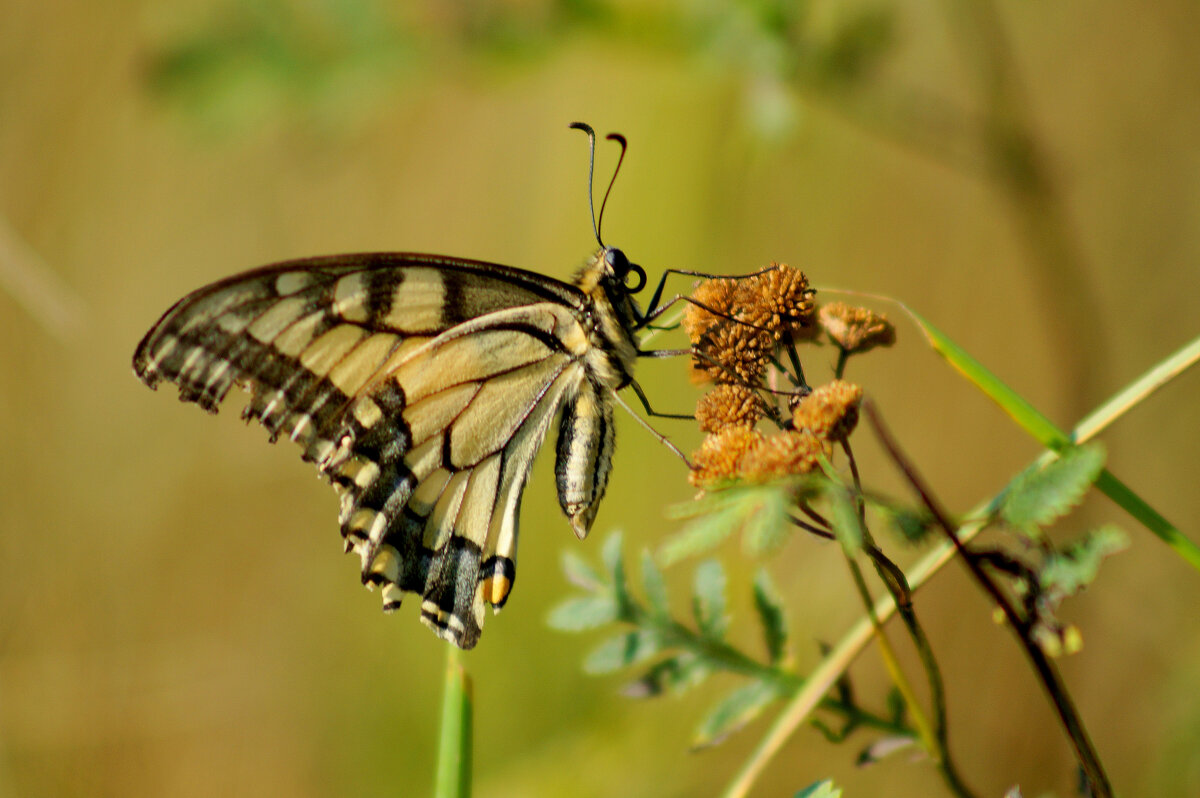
xmin=134 ymin=250 xmax=634 ymax=649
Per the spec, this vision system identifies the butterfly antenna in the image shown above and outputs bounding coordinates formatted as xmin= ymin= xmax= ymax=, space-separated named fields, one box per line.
xmin=569 ymin=122 xmax=602 ymax=246
xmin=597 ymin=133 xmax=626 ymax=244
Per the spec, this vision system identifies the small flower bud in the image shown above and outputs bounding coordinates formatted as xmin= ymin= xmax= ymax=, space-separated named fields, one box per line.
xmin=819 ymin=302 xmax=895 ymax=353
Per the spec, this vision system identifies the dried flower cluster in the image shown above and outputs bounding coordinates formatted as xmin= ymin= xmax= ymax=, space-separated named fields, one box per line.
xmin=689 ymin=379 xmax=862 ymax=489
xmin=818 ymin=302 xmax=895 ymax=354
xmin=695 ymin=384 xmax=764 ymax=433
xmin=739 ymin=430 xmax=829 ymax=483
xmin=689 ymin=425 xmax=831 ymax=489
xmin=791 ymin=380 xmax=863 ymax=441
xmin=683 ymin=264 xmax=815 ymax=385
xmin=681 ymin=265 xmax=890 ymax=492
xmin=689 ymin=426 xmax=764 ymax=488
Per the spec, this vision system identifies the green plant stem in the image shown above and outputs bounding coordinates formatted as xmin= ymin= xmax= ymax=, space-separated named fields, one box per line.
xmin=833 ymin=346 xmax=849 ymax=380
xmin=844 ymin=440 xmax=976 ymax=798
xmin=842 ymin=556 xmax=938 ymax=754
xmin=624 ymin=606 xmax=912 ymax=738
xmin=865 ymin=402 xmax=1112 ymax=797
xmin=434 ymin=646 xmax=473 ymax=798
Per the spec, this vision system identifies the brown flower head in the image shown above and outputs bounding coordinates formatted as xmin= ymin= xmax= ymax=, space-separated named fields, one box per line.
xmin=734 ymin=263 xmax=816 ymax=339
xmin=685 ymin=265 xmax=817 ymax=386
xmin=695 ymin=384 xmax=764 ymax=433
xmin=739 ymin=430 xmax=829 ymax=483
xmin=689 ymin=426 xmax=764 ymax=489
xmin=690 ymin=321 xmax=775 ymax=386
xmin=792 ymin=380 xmax=864 ymax=442
xmin=682 ymin=277 xmax=737 ymax=341
xmin=819 ymin=302 xmax=896 ymax=353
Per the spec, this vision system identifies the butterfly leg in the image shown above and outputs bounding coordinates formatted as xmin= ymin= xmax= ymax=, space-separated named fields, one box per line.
xmin=639 ymin=266 xmax=777 ymax=324
xmin=625 ymin=376 xmax=693 ymax=420
xmin=610 ymin=389 xmax=693 ymax=468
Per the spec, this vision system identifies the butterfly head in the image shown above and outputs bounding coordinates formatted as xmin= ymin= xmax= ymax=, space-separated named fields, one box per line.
xmin=602 ymin=246 xmax=646 ymax=294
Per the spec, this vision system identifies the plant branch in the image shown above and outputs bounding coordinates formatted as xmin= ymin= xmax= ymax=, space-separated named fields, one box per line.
xmin=621 ymin=605 xmax=913 ymax=738
xmin=864 ymin=401 xmax=1112 ymax=797
xmin=842 ymin=554 xmax=938 ymax=756
xmin=844 ymin=438 xmax=976 ymax=798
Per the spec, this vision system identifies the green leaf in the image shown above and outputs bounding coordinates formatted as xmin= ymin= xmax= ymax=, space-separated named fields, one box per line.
xmin=909 ymin=308 xmax=1072 ymax=451
xmin=663 ymin=482 xmax=807 ymax=565
xmin=601 ymin=532 xmax=633 ymax=616
xmin=621 ymin=652 xmax=711 ymax=698
xmin=877 ymin=502 xmax=936 ymax=545
xmin=752 ymin=568 xmax=789 ymax=665
xmin=672 ymin=652 xmax=713 ymax=693
xmin=1025 ymin=526 xmax=1128 ymax=658
xmin=583 ymin=630 xmax=661 ymax=675
xmin=1038 ymin=525 xmax=1129 ymax=600
xmin=561 ymin=548 xmax=605 ymax=591
xmin=1000 ymin=442 xmax=1106 ymax=534
xmin=661 ymin=493 xmax=743 ymax=565
xmin=545 ymin=594 xmax=618 ymax=632
xmin=620 ymin=657 xmax=676 ymax=698
xmin=741 ymin=486 xmax=796 ymax=557
xmin=641 ymin=549 xmax=669 ymax=618
xmin=601 ymin=530 xmax=624 ymax=576
xmin=795 ymin=781 xmax=842 ymax=798
xmin=826 ymin=483 xmax=864 ymax=556
xmin=692 ymin=680 xmax=781 ymax=749
xmin=692 ymin=559 xmax=728 ymax=640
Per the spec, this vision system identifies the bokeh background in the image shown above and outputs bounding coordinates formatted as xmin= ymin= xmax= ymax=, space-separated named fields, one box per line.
xmin=2 ymin=1 xmax=1199 ymax=796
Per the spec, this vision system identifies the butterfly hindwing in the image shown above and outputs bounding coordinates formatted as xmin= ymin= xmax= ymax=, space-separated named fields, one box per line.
xmin=338 ymin=305 xmax=590 ymax=647
xmin=134 ymin=253 xmax=615 ymax=648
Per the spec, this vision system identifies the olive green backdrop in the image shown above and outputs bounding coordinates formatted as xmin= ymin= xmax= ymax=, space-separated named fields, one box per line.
xmin=2 ymin=1 xmax=1198 ymax=796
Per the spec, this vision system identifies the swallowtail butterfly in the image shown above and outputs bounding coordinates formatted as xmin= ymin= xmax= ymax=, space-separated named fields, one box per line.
xmin=133 ymin=124 xmax=673 ymax=649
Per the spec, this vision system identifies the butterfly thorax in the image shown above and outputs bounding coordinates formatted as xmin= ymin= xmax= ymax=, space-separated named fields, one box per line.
xmin=572 ymin=247 xmax=641 ymax=390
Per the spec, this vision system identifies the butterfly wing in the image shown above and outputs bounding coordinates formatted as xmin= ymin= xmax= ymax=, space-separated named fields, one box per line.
xmin=134 ymin=253 xmax=595 ymax=648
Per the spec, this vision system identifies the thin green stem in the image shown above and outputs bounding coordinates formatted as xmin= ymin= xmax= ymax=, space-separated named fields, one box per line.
xmin=842 ymin=555 xmax=938 ymax=754
xmin=624 ymin=606 xmax=912 ymax=738
xmin=865 ymin=402 xmax=1112 ymax=797
xmin=434 ymin=646 xmax=473 ymax=798
xmin=844 ymin=439 xmax=976 ymax=798
xmin=833 ymin=346 xmax=849 ymax=380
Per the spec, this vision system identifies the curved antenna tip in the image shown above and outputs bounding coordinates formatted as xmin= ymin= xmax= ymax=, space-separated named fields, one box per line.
xmin=570 ymin=123 xmax=601 ymax=245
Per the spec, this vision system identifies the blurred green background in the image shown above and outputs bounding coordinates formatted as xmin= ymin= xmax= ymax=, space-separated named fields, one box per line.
xmin=2 ymin=1 xmax=1199 ymax=796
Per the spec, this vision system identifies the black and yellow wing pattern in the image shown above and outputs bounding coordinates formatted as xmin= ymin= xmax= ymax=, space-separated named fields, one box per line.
xmin=133 ymin=248 xmax=644 ymax=648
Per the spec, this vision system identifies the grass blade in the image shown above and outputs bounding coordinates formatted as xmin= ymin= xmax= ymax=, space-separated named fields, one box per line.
xmin=909 ymin=309 xmax=1199 ymax=569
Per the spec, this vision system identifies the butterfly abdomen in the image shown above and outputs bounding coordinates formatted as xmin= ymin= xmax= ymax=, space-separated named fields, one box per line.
xmin=554 ymin=377 xmax=616 ymax=539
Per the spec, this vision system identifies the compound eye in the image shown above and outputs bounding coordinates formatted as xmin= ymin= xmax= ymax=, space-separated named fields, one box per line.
xmin=604 ymin=247 xmax=630 ymax=276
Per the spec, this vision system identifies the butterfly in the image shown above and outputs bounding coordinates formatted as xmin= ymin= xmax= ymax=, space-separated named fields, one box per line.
xmin=132 ymin=124 xmax=689 ymax=649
